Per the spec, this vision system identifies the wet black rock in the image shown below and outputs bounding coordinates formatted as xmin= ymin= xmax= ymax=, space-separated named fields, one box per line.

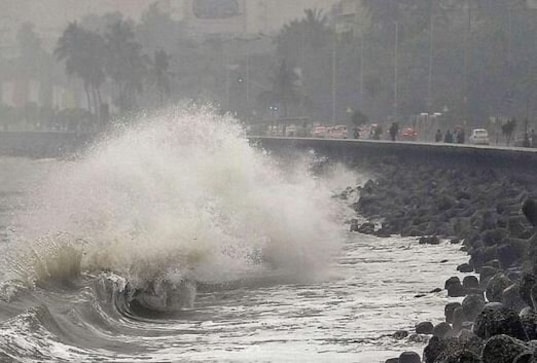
xmin=416 ymin=321 xmax=434 ymax=334
xmin=473 ymin=303 xmax=528 ymax=341
xmin=519 ymin=273 xmax=537 ymax=307
xmin=457 ymin=329 xmax=484 ymax=356
xmin=349 ymin=219 xmax=359 ymax=232
xmin=393 ymin=330 xmax=409 ymax=340
xmin=481 ymin=334 xmax=531 ymax=363
xmin=497 ymin=243 xmax=521 ymax=268
xmin=520 ymin=307 xmax=537 ymax=340
xmin=447 ymin=282 xmax=466 ymax=297
xmin=486 ymin=273 xmax=513 ymax=302
xmin=452 ymin=306 xmax=465 ymax=332
xmin=513 ymin=351 xmax=535 ymax=363
xmin=445 ymin=302 xmax=461 ymax=324
xmin=522 ymin=199 xmax=537 ymax=227
xmin=419 ymin=236 xmax=440 ymax=245
xmin=457 ymin=263 xmax=473 ymax=273
xmin=445 ymin=276 xmax=461 ymax=290
xmin=398 ymin=351 xmax=421 ymax=363
xmin=462 ymin=294 xmax=485 ymax=322
xmin=357 ymin=222 xmax=375 ymax=234
xmin=479 ymin=265 xmax=499 ymax=287
xmin=423 ymin=336 xmax=446 ymax=363
xmin=481 ymin=228 xmax=509 ymax=246
xmin=502 ymin=283 xmax=528 ymax=313
xmin=432 ymin=322 xmax=452 ymax=338
xmin=463 ymin=276 xmax=479 ymax=290
xmin=433 ymin=350 xmax=482 ymax=363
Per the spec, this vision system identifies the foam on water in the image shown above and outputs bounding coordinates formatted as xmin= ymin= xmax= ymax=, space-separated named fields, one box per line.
xmin=9 ymin=106 xmax=355 ymax=298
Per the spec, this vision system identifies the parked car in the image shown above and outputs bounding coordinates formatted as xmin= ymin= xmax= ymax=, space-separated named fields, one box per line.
xmin=312 ymin=126 xmax=328 ymax=138
xmin=469 ymin=129 xmax=490 ymax=145
xmin=328 ymin=125 xmax=349 ymax=139
xmin=285 ymin=124 xmax=297 ymax=137
xmin=400 ymin=127 xmax=417 ymax=141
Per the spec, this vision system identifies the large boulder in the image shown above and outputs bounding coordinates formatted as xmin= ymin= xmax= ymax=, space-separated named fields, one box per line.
xmin=452 ymin=306 xmax=465 ymax=332
xmin=481 ymin=334 xmax=531 ymax=363
xmin=463 ymin=276 xmax=479 ymax=290
xmin=445 ymin=276 xmax=466 ymax=297
xmin=422 ymin=336 xmax=446 ymax=363
xmin=519 ymin=273 xmax=537 ymax=308
xmin=519 ymin=307 xmax=537 ymax=340
xmin=445 ymin=276 xmax=461 ymax=290
xmin=433 ymin=350 xmax=482 ymax=363
xmin=497 ymin=243 xmax=520 ymax=268
xmin=507 ymin=216 xmax=529 ymax=238
xmin=480 ymin=266 xmax=499 ymax=288
xmin=447 ymin=282 xmax=466 ymax=297
xmin=416 ymin=321 xmax=434 ymax=335
xmin=480 ymin=228 xmax=509 ymax=246
xmin=398 ymin=351 xmax=421 ymax=363
xmin=445 ymin=302 xmax=462 ymax=324
xmin=522 ymin=198 xmax=537 ymax=227
xmin=486 ymin=273 xmax=513 ymax=303
xmin=462 ymin=294 xmax=485 ymax=322
xmin=502 ymin=283 xmax=528 ymax=313
xmin=357 ymin=222 xmax=375 ymax=234
xmin=457 ymin=263 xmax=473 ymax=273
xmin=432 ymin=322 xmax=452 ymax=339
xmin=473 ymin=303 xmax=528 ymax=341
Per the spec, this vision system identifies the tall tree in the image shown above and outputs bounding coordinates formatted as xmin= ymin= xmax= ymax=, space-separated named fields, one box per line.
xmin=275 ymin=9 xmax=333 ymax=120
xmin=104 ymin=20 xmax=146 ymax=112
xmin=55 ymin=22 xmax=106 ymax=118
xmin=271 ymin=60 xmax=300 ymax=118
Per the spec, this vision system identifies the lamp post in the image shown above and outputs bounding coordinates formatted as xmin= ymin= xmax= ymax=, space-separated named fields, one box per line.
xmin=394 ymin=20 xmax=399 ymax=123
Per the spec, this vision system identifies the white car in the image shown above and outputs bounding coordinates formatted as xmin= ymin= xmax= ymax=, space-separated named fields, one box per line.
xmin=469 ymin=129 xmax=489 ymax=145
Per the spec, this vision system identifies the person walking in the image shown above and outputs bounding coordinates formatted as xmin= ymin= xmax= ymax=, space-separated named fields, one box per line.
xmin=435 ymin=129 xmax=442 ymax=142
xmin=389 ymin=122 xmax=399 ymax=141
xmin=444 ymin=130 xmax=453 ymax=143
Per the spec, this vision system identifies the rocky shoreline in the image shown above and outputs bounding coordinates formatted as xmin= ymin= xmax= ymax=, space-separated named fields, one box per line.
xmin=346 ymin=157 xmax=537 ymax=363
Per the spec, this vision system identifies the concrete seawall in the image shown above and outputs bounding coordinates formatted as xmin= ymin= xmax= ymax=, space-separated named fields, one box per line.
xmin=250 ymin=136 xmax=537 ymax=170
xmin=2 ymin=132 xmax=537 ymax=170
xmin=0 ymin=132 xmax=95 ymax=158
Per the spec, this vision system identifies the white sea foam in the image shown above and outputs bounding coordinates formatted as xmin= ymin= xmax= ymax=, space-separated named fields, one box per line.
xmin=12 ymin=106 xmax=355 ymax=292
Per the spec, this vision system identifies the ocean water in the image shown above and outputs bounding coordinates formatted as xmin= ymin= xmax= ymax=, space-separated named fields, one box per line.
xmin=0 ymin=107 xmax=469 ymax=362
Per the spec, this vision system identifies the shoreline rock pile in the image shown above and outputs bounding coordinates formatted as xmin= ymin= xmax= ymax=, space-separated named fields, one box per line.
xmin=346 ymin=158 xmax=537 ymax=362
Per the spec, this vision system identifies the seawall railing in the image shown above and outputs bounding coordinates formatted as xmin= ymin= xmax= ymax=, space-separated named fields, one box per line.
xmin=249 ymin=136 xmax=537 ymax=170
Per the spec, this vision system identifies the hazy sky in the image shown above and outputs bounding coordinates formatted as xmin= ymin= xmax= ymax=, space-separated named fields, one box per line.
xmin=1 ymin=0 xmax=341 ymax=49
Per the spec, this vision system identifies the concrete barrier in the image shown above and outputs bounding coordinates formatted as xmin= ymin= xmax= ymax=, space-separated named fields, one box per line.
xmin=3 ymin=132 xmax=537 ymax=170
xmin=0 ymin=132 xmax=95 ymax=158
xmin=249 ymin=136 xmax=537 ymax=170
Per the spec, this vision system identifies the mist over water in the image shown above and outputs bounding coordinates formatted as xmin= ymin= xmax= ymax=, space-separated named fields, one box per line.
xmin=7 ymin=106 xmax=352 ymax=298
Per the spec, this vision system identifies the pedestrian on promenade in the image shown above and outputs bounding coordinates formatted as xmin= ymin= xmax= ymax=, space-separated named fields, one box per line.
xmin=444 ymin=130 xmax=453 ymax=143
xmin=456 ymin=129 xmax=465 ymax=144
xmin=389 ymin=122 xmax=399 ymax=141
xmin=435 ymin=129 xmax=442 ymax=142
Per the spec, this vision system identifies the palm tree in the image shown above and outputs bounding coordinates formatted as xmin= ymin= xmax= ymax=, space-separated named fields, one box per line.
xmin=276 ymin=8 xmax=331 ymax=64
xmin=104 ymin=20 xmax=146 ymax=112
xmin=272 ymin=60 xmax=300 ymax=119
xmin=55 ymin=22 xmax=106 ymax=120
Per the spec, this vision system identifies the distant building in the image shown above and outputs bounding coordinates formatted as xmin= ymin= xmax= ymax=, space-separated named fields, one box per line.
xmin=331 ymin=0 xmax=366 ymax=36
xmin=2 ymin=0 xmax=342 ymax=48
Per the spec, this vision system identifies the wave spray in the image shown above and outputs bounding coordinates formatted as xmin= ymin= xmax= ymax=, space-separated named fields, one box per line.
xmin=12 ymin=106 xmax=350 ymax=311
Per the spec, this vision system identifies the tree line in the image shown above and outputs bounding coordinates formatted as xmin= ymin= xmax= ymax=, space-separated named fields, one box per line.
xmin=2 ymin=0 xmax=537 ymax=134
